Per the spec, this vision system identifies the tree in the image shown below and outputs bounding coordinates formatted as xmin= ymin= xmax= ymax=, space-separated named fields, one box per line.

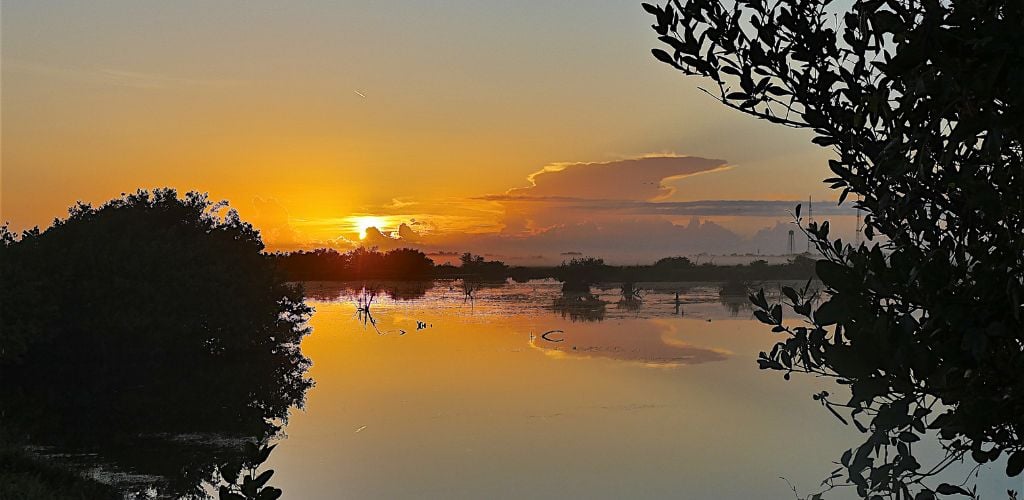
xmin=0 ymin=189 xmax=312 ymax=497
xmin=645 ymin=0 xmax=1023 ymax=497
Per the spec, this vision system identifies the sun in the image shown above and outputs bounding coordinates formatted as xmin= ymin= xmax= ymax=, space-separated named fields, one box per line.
xmin=351 ymin=216 xmax=388 ymax=240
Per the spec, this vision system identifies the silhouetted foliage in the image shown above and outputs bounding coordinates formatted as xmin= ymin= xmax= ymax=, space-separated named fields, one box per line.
xmin=217 ymin=441 xmax=282 ymax=500
xmin=654 ymin=255 xmax=695 ymax=270
xmin=272 ymin=247 xmax=434 ymax=281
xmin=0 ymin=189 xmax=311 ymax=497
xmin=0 ymin=446 xmax=119 ymax=499
xmin=556 ymin=257 xmax=609 ymax=292
xmin=454 ymin=252 xmax=511 ymax=281
xmin=647 ymin=0 xmax=1023 ymax=497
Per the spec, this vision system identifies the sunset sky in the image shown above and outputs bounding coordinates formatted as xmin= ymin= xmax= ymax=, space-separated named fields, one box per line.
xmin=2 ymin=1 xmax=855 ymax=262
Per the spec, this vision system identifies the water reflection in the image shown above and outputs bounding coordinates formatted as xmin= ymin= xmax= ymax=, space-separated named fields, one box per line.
xmin=1 ymin=378 xmax=299 ymax=498
xmin=304 ymin=280 xmax=436 ymax=302
xmin=718 ymin=294 xmax=752 ymax=317
xmin=0 ymin=291 xmax=313 ymax=499
xmin=529 ymin=319 xmax=729 ymax=366
xmin=6 ymin=279 xmax=1012 ymax=499
xmin=552 ymin=291 xmax=607 ymax=322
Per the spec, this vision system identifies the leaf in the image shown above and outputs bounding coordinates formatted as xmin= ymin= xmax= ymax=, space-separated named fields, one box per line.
xmin=935 ymin=483 xmax=971 ymax=496
xmin=815 ymin=260 xmax=850 ymax=287
xmin=258 ymin=444 xmax=277 ymax=464
xmin=244 ymin=441 xmax=260 ymax=460
xmin=754 ymin=309 xmax=775 ymax=325
xmin=252 ymin=469 xmax=275 ymax=489
xmin=1007 ymin=450 xmax=1024 ymax=477
xmin=257 ymin=487 xmax=283 ymax=500
xmin=652 ymin=49 xmax=676 ymax=66
xmin=221 ymin=462 xmax=242 ymax=485
xmin=781 ymin=286 xmax=799 ymax=303
xmin=814 ymin=299 xmax=843 ymax=326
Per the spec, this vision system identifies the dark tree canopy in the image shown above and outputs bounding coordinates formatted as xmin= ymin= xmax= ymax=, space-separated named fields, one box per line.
xmin=0 ymin=189 xmax=312 ymax=497
xmin=646 ymin=0 xmax=1023 ymax=497
xmin=272 ymin=246 xmax=435 ymax=281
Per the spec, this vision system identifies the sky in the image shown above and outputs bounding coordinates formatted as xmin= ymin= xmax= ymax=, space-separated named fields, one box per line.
xmin=2 ymin=1 xmax=857 ymax=263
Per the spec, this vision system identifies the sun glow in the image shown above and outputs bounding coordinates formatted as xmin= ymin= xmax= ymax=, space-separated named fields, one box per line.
xmin=351 ymin=216 xmax=389 ymax=239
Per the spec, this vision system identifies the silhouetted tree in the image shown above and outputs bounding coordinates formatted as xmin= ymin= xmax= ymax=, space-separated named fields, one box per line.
xmin=654 ymin=255 xmax=695 ymax=269
xmin=646 ymin=0 xmax=1023 ymax=497
xmin=556 ymin=257 xmax=608 ymax=292
xmin=271 ymin=247 xmax=434 ymax=280
xmin=457 ymin=253 xmax=510 ymax=281
xmin=0 ymin=189 xmax=311 ymax=497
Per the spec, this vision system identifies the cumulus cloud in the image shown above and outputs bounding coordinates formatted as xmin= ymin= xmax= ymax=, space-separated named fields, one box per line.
xmin=564 ymin=199 xmax=860 ymax=217
xmin=250 ymin=197 xmax=301 ymax=248
xmin=251 ymin=153 xmax=858 ymax=262
xmin=496 ymin=155 xmax=729 ymax=202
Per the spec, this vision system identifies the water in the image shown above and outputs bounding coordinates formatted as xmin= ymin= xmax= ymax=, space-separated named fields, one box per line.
xmin=262 ymin=280 xmax=859 ymax=499
xmin=19 ymin=280 xmax=1020 ymax=498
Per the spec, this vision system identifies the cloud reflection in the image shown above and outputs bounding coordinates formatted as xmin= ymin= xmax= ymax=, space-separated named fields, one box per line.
xmin=529 ymin=319 xmax=729 ymax=367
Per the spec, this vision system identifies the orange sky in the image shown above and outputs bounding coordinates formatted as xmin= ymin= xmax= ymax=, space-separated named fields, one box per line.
xmin=2 ymin=1 xmax=850 ymax=261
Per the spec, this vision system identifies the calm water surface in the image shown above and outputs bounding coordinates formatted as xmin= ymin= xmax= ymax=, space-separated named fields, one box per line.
xmin=256 ymin=280 xmax=1013 ymax=500
xmin=34 ymin=280 xmax=1015 ymax=498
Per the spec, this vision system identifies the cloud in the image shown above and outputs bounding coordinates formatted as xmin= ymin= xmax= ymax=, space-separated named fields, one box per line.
xmin=250 ymin=197 xmax=358 ymax=252
xmin=565 ymin=199 xmax=860 ymax=217
xmin=249 ymin=153 xmax=859 ymax=262
xmin=500 ymin=155 xmax=730 ymax=202
xmin=6 ymin=59 xmax=242 ymax=89
xmin=251 ymin=197 xmax=301 ymax=247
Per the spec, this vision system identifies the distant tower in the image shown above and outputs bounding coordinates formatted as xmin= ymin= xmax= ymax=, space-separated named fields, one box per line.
xmin=788 ymin=230 xmax=795 ymax=255
xmin=806 ymin=196 xmax=814 ymax=253
xmin=855 ymin=194 xmax=864 ymax=245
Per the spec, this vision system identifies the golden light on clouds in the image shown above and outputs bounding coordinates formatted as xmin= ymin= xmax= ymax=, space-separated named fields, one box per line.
xmin=348 ymin=215 xmax=392 ymax=240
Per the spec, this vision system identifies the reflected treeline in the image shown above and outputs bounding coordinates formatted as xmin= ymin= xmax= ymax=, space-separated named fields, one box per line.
xmin=513 ymin=254 xmax=818 ymax=284
xmin=0 ymin=190 xmax=312 ymax=498
xmin=552 ymin=291 xmax=607 ymax=322
xmin=718 ymin=295 xmax=752 ymax=317
xmin=718 ymin=279 xmax=752 ymax=317
xmin=304 ymin=280 xmax=436 ymax=301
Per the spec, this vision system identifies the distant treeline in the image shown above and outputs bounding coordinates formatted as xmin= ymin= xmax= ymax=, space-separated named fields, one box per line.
xmin=513 ymin=255 xmax=817 ymax=285
xmin=271 ymin=248 xmax=818 ymax=283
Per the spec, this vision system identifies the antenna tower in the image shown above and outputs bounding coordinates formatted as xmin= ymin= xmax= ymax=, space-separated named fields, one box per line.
xmin=806 ymin=196 xmax=813 ymax=253
xmin=855 ymin=195 xmax=864 ymax=245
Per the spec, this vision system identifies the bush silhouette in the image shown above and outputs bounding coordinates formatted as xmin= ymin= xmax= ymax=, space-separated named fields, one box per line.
xmin=646 ymin=0 xmax=1024 ymax=496
xmin=0 ymin=189 xmax=312 ymax=496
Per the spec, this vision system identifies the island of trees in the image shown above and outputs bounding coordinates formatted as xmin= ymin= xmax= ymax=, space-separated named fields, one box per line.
xmin=270 ymin=248 xmax=819 ymax=284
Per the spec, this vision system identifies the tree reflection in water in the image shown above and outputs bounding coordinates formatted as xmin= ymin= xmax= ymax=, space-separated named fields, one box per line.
xmin=552 ymin=291 xmax=607 ymax=323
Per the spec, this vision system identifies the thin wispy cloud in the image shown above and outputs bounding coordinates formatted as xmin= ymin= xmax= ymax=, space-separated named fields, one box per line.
xmin=6 ymin=59 xmax=243 ymax=89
